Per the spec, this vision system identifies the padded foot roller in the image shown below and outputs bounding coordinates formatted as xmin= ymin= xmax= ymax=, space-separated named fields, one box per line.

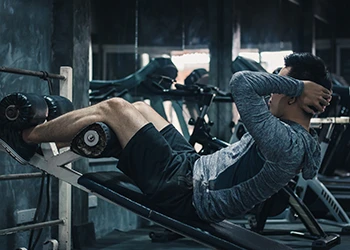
xmin=71 ymin=122 xmax=120 ymax=158
xmin=0 ymin=92 xmax=48 ymax=129
xmin=43 ymin=95 xmax=74 ymax=120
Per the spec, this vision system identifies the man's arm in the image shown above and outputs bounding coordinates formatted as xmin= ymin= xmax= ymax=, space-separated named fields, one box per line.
xmin=230 ymin=71 xmax=324 ymax=161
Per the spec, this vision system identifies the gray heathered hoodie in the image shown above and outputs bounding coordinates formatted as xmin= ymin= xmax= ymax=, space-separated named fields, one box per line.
xmin=192 ymin=71 xmax=321 ymax=222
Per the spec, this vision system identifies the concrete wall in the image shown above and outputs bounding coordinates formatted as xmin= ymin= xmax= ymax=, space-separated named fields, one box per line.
xmin=0 ymin=1 xmax=147 ymax=248
xmin=0 ymin=1 xmax=53 ymax=249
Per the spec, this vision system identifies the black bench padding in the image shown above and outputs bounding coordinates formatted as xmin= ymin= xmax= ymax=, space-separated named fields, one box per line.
xmin=78 ymin=171 xmax=292 ymax=250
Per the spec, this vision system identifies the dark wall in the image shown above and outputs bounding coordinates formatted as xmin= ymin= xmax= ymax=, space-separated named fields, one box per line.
xmin=240 ymin=0 xmax=286 ymax=47
xmin=0 ymin=0 xmax=53 ymax=249
xmin=239 ymin=0 xmax=342 ymax=52
xmin=92 ymin=0 xmax=209 ymax=47
xmin=333 ymin=0 xmax=350 ymax=38
xmin=0 ymin=0 xmax=95 ymax=248
xmin=91 ymin=0 xmax=346 ymax=63
xmin=91 ymin=0 xmax=136 ymax=45
xmin=0 ymin=0 xmax=53 ymax=95
xmin=91 ymin=0 xmax=210 ymax=80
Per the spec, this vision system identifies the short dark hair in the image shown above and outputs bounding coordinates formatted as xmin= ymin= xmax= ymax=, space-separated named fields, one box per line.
xmin=284 ymin=52 xmax=332 ymax=91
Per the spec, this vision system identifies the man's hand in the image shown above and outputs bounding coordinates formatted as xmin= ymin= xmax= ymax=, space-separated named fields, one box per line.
xmin=299 ymin=80 xmax=332 ymax=115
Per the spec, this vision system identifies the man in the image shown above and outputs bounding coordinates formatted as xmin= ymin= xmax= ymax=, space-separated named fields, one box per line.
xmin=0 ymin=53 xmax=332 ymax=222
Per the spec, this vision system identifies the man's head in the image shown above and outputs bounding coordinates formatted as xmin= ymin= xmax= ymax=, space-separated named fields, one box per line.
xmin=269 ymin=52 xmax=332 ymax=119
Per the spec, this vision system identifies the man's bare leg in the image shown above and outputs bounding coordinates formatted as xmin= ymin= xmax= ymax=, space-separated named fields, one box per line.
xmin=23 ymin=98 xmax=149 ymax=148
xmin=132 ymin=101 xmax=170 ymax=131
xmin=68 ymin=100 xmax=171 ymax=158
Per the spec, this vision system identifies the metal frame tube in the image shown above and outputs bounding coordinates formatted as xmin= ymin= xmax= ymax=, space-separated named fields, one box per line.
xmin=0 ymin=172 xmax=44 ymax=181
xmin=311 ymin=117 xmax=350 ymax=124
xmin=0 ymin=66 xmax=65 ymax=80
xmin=57 ymin=66 xmax=73 ymax=250
xmin=0 ymin=220 xmax=63 ymax=236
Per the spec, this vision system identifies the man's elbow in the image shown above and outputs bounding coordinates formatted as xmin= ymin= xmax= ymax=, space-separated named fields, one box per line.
xmin=230 ymin=71 xmax=248 ymax=94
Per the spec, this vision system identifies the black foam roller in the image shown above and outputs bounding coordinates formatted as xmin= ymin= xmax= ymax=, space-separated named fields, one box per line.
xmin=43 ymin=95 xmax=74 ymax=120
xmin=0 ymin=92 xmax=48 ymax=129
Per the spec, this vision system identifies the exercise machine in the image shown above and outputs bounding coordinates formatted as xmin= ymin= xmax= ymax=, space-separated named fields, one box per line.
xmin=0 ymin=63 xmax=343 ymax=249
xmin=107 ymin=78 xmax=341 ymax=249
xmin=89 ymin=57 xmax=177 ymax=105
xmin=0 ymin=75 xmax=292 ymax=250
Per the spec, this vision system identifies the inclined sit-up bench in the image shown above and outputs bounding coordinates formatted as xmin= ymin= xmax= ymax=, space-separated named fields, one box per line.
xmin=1 ymin=112 xmax=340 ymax=249
xmin=28 ymin=139 xmax=293 ymax=250
xmin=79 ymin=171 xmax=293 ymax=250
xmin=0 ymin=62 xmax=343 ymax=250
xmin=0 ymin=64 xmax=292 ymax=250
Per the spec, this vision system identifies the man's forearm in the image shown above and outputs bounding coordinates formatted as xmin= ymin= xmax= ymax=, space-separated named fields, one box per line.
xmin=230 ymin=71 xmax=304 ymax=101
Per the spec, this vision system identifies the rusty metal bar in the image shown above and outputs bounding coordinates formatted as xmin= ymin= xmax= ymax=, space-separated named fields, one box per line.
xmin=0 ymin=66 xmax=65 ymax=80
xmin=0 ymin=172 xmax=45 ymax=181
xmin=0 ymin=220 xmax=64 ymax=236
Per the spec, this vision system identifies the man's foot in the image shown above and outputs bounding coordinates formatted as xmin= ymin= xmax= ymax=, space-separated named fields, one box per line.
xmin=0 ymin=127 xmax=38 ymax=164
xmin=71 ymin=122 xmax=121 ymax=158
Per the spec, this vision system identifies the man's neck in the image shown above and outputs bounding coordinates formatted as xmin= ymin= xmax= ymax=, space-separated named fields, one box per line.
xmin=288 ymin=117 xmax=310 ymax=131
xmin=280 ymin=111 xmax=311 ymax=132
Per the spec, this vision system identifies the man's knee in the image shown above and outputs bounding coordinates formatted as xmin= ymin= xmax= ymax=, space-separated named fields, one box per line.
xmin=132 ymin=101 xmax=150 ymax=114
xmin=98 ymin=97 xmax=132 ymax=116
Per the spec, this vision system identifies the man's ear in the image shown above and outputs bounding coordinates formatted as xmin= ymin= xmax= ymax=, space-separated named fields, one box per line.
xmin=287 ymin=97 xmax=297 ymax=105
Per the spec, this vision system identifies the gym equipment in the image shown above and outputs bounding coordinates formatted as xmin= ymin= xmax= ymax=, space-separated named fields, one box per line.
xmin=79 ymin=171 xmax=292 ymax=250
xmin=299 ymin=84 xmax=350 ymax=221
xmin=0 ymin=92 xmax=48 ymax=129
xmin=43 ymin=95 xmax=74 ymax=120
xmin=231 ymin=56 xmax=267 ymax=74
xmin=0 ymin=62 xmax=343 ymax=249
xmin=89 ymin=66 xmax=347 ymax=246
xmin=0 ymin=91 xmax=294 ymax=249
xmin=78 ymin=79 xmax=342 ymax=248
xmin=0 ymin=93 xmax=74 ymax=128
xmin=89 ymin=57 xmax=177 ymax=104
xmin=88 ymin=57 xmax=185 ymax=139
xmin=71 ymin=122 xmax=121 ymax=158
xmin=0 ymin=89 xmax=301 ymax=249
xmin=184 ymin=68 xmax=208 ymax=86
xmin=75 ymin=120 xmax=341 ymax=249
xmin=304 ymin=116 xmax=350 ymax=219
xmin=0 ymin=66 xmax=72 ymax=250
xmin=0 ymin=123 xmax=293 ymax=250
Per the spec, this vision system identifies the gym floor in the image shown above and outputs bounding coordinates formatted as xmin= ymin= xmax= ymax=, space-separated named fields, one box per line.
xmin=82 ymin=223 xmax=350 ymax=250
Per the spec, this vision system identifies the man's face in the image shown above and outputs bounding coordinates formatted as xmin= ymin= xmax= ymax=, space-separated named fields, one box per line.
xmin=268 ymin=67 xmax=291 ymax=118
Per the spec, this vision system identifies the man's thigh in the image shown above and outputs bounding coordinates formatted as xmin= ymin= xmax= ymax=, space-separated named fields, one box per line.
xmin=117 ymin=123 xmax=199 ymax=219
